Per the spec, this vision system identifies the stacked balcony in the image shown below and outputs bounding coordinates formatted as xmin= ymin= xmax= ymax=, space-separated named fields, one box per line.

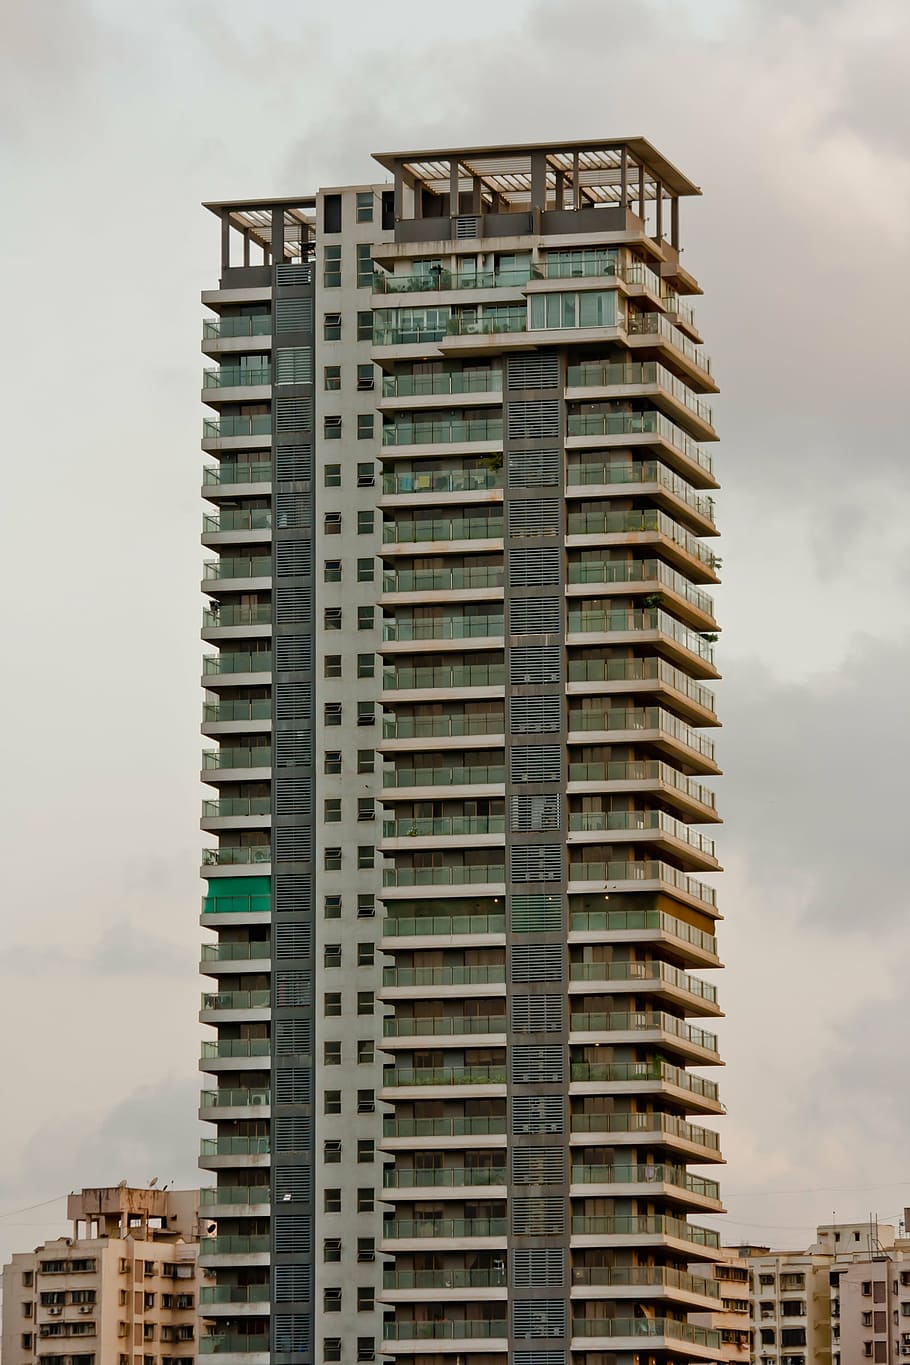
xmin=199 ymin=295 xmax=273 ymax=1363
xmin=375 ymin=234 xmax=723 ymax=1365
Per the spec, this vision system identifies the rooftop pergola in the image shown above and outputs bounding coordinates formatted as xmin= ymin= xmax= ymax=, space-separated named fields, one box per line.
xmin=203 ymin=197 xmax=317 ymax=268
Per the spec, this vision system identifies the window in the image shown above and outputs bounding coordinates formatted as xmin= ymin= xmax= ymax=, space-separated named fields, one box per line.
xmin=356 ymin=749 xmax=374 ymax=774
xmin=324 ymin=463 xmax=341 ymax=487
xmin=323 ymin=1238 xmax=342 ymax=1262
xmin=357 ymin=1139 xmax=374 ymax=1162
xmin=357 ymin=798 xmax=375 ymax=821
xmin=324 ymin=704 xmax=342 ymax=727
xmin=324 ymin=511 xmax=342 ymax=534
xmin=357 ymin=1089 xmax=375 ymax=1113
xmin=324 ymin=750 xmax=342 ymax=774
xmin=324 ymin=654 xmax=342 ymax=678
xmin=324 ymin=365 xmax=341 ymax=391
xmin=324 ymin=1139 xmax=342 ymax=1163
xmin=356 ymin=414 xmax=374 ymax=440
xmin=356 ymin=557 xmax=374 ymax=583
xmin=324 ymin=313 xmax=342 ymax=341
xmin=356 ymin=461 xmax=375 ymax=487
xmin=357 ymin=1188 xmax=374 ymax=1213
xmin=324 ymin=1288 xmax=342 ymax=1313
xmin=22 ymin=1272 xmax=34 ymax=1288
xmin=23 ymin=1303 xmax=33 ymax=1318
xmin=357 ymin=1040 xmax=374 ymax=1064
xmin=356 ymin=511 xmax=374 ymax=535
xmin=324 ymin=1090 xmax=342 ymax=1114
xmin=356 ymin=1286 xmax=375 ymax=1312
xmin=324 ymin=992 xmax=342 ymax=1016
xmin=21 ymin=1335 xmax=33 ymax=1350
xmin=357 ymin=941 xmax=375 ymax=966
xmin=357 ymin=608 xmax=374 ymax=632
xmin=357 ymin=1338 xmax=375 ymax=1363
xmin=356 ymin=363 xmax=375 ymax=391
xmin=324 ymin=943 xmax=342 ymax=967
xmin=356 ymin=1237 xmax=375 ymax=1263
xmin=357 ymin=701 xmax=375 ymax=726
xmin=324 ymin=561 xmax=342 ymax=583
xmin=357 ymin=653 xmax=375 ymax=679
xmin=324 ymin=1339 xmax=342 ymax=1364
xmin=144 ymin=1293 xmax=156 ymax=1310
xmin=324 ymin=1041 xmax=342 ymax=1064
xmin=324 ymin=797 xmax=342 ymax=823
xmin=324 ymin=893 xmax=342 ymax=918
xmin=357 ymin=846 xmax=375 ymax=870
xmin=356 ymin=242 xmax=373 ymax=287
xmin=356 ymin=310 xmax=373 ymax=342
xmin=357 ymin=893 xmax=375 ymax=917
xmin=863 ymin=1282 xmax=873 ymax=1296
xmin=357 ymin=990 xmax=374 ymax=1015
xmin=324 ymin=607 xmax=342 ymax=630
xmin=324 ymin=846 xmax=342 ymax=870
xmin=323 ymin=194 xmax=342 ymax=232
xmin=324 ymin=414 xmax=342 ymax=439
xmin=356 ymin=191 xmax=374 ymax=223
xmin=323 ymin=244 xmax=342 ymax=288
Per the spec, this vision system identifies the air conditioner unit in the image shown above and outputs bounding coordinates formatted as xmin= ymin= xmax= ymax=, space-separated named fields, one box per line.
xmin=48 ymin=1308 xmax=62 ymax=1316
xmin=250 ymin=1094 xmax=267 ymax=1105
xmin=79 ymin=1307 xmax=92 ymax=1315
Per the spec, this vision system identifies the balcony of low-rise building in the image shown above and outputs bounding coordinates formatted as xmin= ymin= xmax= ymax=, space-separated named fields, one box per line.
xmin=567 ymin=653 xmax=718 ymax=728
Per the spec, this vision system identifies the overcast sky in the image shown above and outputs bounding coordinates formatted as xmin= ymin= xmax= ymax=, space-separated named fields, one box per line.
xmin=2 ymin=0 xmax=910 ymax=1268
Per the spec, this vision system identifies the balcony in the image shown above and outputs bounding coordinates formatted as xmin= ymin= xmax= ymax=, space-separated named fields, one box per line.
xmin=202 ymin=701 xmax=272 ymax=726
xmin=202 ymin=847 xmax=270 ymax=868
xmin=567 ymin=360 xmax=714 ymax=428
xmin=382 ymin=565 xmax=503 ymax=594
xmin=384 ymin=1063 xmax=506 ymax=1087
xmin=199 ymin=1087 xmax=270 ymax=1108
xmin=568 ymin=809 xmax=716 ymax=860
xmin=382 ymin=370 xmax=502 ymax=398
xmin=383 ymin=1164 xmax=507 ymax=1188
xmin=203 ymin=556 xmax=272 ymax=582
xmin=567 ymin=656 xmax=717 ymax=722
xmin=203 ymin=604 xmax=272 ymax=629
xmin=383 ymin=1015 xmax=506 ymax=1041
xmin=374 ymin=266 xmax=531 ymax=294
xmin=567 ymin=858 xmax=717 ymax=909
xmin=382 ymin=417 xmax=503 ymax=447
xmin=200 ymin=990 xmax=270 ymax=1010
xmin=383 ymin=1115 xmax=506 ymax=1140
xmin=202 ymin=415 xmax=271 ymax=440
xmin=203 ymin=365 xmax=272 ymax=389
xmin=570 ymin=1110 xmax=721 ymax=1153
xmin=566 ymin=758 xmax=717 ymax=818
xmin=383 ymin=614 xmax=504 ymax=643
xmin=199 ymin=1185 xmax=269 ymax=1209
xmin=202 ymin=654 xmax=272 ymax=679
xmin=568 ymin=957 xmax=717 ymax=1003
xmin=566 ymin=457 xmax=716 ymax=526
xmin=381 ymin=468 xmax=501 ymax=494
xmin=569 ymin=1213 xmax=720 ymax=1248
xmin=382 ymin=911 xmax=505 ymax=938
xmin=568 ymin=1010 xmax=718 ymax=1057
xmin=199 ymin=1332 xmax=269 ymax=1355
xmin=200 ymin=941 xmax=270 ymax=963
xmin=201 ymin=890 xmax=271 ymax=916
xmin=383 ymin=1267 xmax=506 ymax=1290
xmin=565 ymin=509 xmax=717 ymax=575
xmin=202 ymin=747 xmax=272 ymax=770
xmin=383 ymin=1320 xmax=507 ymax=1341
xmin=567 ymin=705 xmax=716 ymax=763
xmin=382 ymin=514 xmax=503 ymax=545
xmin=382 ymin=716 xmax=504 ymax=743
xmin=200 ymin=1137 xmax=270 ymax=1157
xmin=567 ymin=606 xmax=717 ymax=668
xmin=382 ymin=815 xmax=505 ymax=837
xmin=382 ymin=864 xmax=505 ymax=889
xmin=570 ymin=1264 xmax=718 ymax=1298
xmin=200 ymin=1234 xmax=270 ymax=1255
xmin=444 ymin=310 xmax=527 ymax=338
xmin=203 ymin=316 xmax=271 ymax=340
xmin=568 ymin=906 xmax=718 ymax=959
xmin=566 ymin=408 xmax=714 ymax=481
xmin=202 ymin=797 xmax=272 ymax=819
xmin=570 ymin=1058 xmax=720 ymax=1104
xmin=567 ymin=555 xmax=715 ymax=621
xmin=204 ymin=461 xmax=272 ymax=487
xmin=203 ymin=509 xmax=272 ymax=535
xmin=382 ymin=1217 xmax=506 ymax=1240
xmin=626 ymin=309 xmax=713 ymax=380
xmin=383 ymin=764 xmax=505 ymax=790
xmin=571 ymin=1317 xmax=720 ymax=1349
xmin=383 ymin=662 xmax=504 ymax=692
xmin=199 ymin=1286 xmax=271 ymax=1305
xmin=383 ymin=965 xmax=505 ymax=988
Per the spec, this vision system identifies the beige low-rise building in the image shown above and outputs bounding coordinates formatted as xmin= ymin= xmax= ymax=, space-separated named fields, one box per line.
xmin=1 ymin=1186 xmax=208 ymax=1365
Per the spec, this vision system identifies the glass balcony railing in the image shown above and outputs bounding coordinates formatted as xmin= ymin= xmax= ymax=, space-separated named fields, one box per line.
xmin=383 ymin=864 xmax=505 ymax=888
xmin=383 ymin=1115 xmax=506 ymax=1138
xmin=204 ymin=461 xmax=272 ymax=486
xmin=566 ymin=508 xmax=716 ymax=570
xmin=200 ymin=1136 xmax=270 ymax=1156
xmin=566 ymin=408 xmax=713 ymax=476
xmin=202 ymin=652 xmax=272 ymax=677
xmin=382 ymin=714 xmax=504 ymax=741
xmin=201 ymin=892 xmax=271 ymax=916
xmin=382 ymin=418 xmax=503 ymax=447
xmin=381 ymin=467 xmax=501 ymax=493
xmin=203 ymin=556 xmax=272 ymax=580
xmin=201 ymin=990 xmax=270 ymax=1010
xmin=566 ymin=758 xmax=717 ymax=812
xmin=383 ymin=1218 xmax=506 ymax=1240
xmin=384 ymin=965 xmax=505 ymax=987
xmin=384 ymin=1064 xmax=507 ymax=1086
xmin=202 ymin=746 xmax=271 ymax=769
xmin=383 ymin=1268 xmax=506 ymax=1290
xmin=200 ymin=940 xmax=271 ymax=962
xmin=200 ymin=1235 xmax=271 ymax=1255
xmin=567 ymin=360 xmax=713 ymax=425
xmin=383 ymin=1321 xmax=508 ymax=1342
xmin=202 ymin=699 xmax=272 ymax=725
xmin=567 ymin=808 xmax=716 ymax=858
xmin=566 ymin=459 xmax=716 ymax=524
xmin=384 ymin=515 xmax=503 ymax=544
xmin=383 ymin=911 xmax=505 ymax=937
xmin=374 ymin=266 xmax=531 ymax=293
xmin=445 ymin=311 xmax=527 ymax=337
xmin=199 ymin=1088 xmax=270 ymax=1108
xmin=382 ymin=815 xmax=505 ymax=836
xmin=567 ymin=858 xmax=716 ymax=907
xmin=566 ymin=656 xmax=716 ymax=717
xmin=567 ymin=556 xmax=715 ymax=617
xmin=200 ymin=1182 xmax=270 ymax=1203
xmin=383 ymin=614 xmax=504 ymax=642
xmin=199 ymin=1331 xmax=269 ymax=1354
xmin=569 ymin=906 xmax=717 ymax=957
xmin=199 ymin=1286 xmax=271 ymax=1305
xmin=203 ymin=509 xmax=272 ymax=534
xmin=203 ymin=365 xmax=272 ymax=389
xmin=383 ymin=663 xmax=505 ymax=691
xmin=570 ymin=1317 xmax=719 ymax=1347
xmin=382 ymin=370 xmax=502 ymax=398
xmin=203 ymin=604 xmax=272 ymax=629
xmin=539 ymin=249 xmax=621 ymax=281
xmin=567 ymin=705 xmax=716 ymax=761
xmin=565 ymin=958 xmax=717 ymax=1001
xmin=384 ymin=764 xmax=506 ymax=789
xmin=569 ymin=1164 xmax=720 ymax=1200
xmin=570 ymin=1058 xmax=719 ymax=1102
xmin=627 ymin=310 xmax=713 ymax=375
xmin=571 ymin=1265 xmax=717 ymax=1296
xmin=383 ymin=1165 xmax=507 ymax=1188
xmin=202 ymin=846 xmax=270 ymax=867
xmin=383 ymin=565 xmax=503 ymax=593
xmin=203 ymin=415 xmax=272 ymax=440
xmin=663 ymin=289 xmax=698 ymax=329
xmin=569 ymin=1110 xmax=720 ymax=1150
xmin=203 ymin=316 xmax=271 ymax=340
xmin=568 ymin=1009 xmax=718 ymax=1054
xmin=567 ymin=606 xmax=716 ymax=663
xmin=202 ymin=797 xmax=272 ymax=819
xmin=383 ymin=1015 xmax=505 ymax=1040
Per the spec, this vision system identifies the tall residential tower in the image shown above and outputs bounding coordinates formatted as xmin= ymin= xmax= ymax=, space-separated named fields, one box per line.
xmin=199 ymin=138 xmax=724 ymax=1365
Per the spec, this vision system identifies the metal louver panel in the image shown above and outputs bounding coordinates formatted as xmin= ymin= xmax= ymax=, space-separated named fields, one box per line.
xmin=274 ymin=1068 xmax=311 ymax=1104
xmin=511 ymin=994 xmax=565 ymax=1033
xmin=274 ymin=398 xmax=311 ymax=434
xmin=275 ymin=971 xmax=310 ymax=1007
xmin=275 ymin=493 xmax=311 ymax=530
xmin=275 ymin=444 xmax=312 ymax=481
xmin=274 ymin=827 xmax=311 ymax=861
xmin=273 ymin=924 xmax=313 ymax=960
xmin=273 ymin=1116 xmax=311 ymax=1151
xmin=507 ymin=353 xmax=559 ymax=390
xmin=273 ymin=1314 xmax=311 ymax=1351
xmin=274 ymin=683 xmax=312 ymax=720
xmin=275 ymin=264 xmax=312 ymax=289
xmin=274 ymin=589 xmax=310 ymax=625
xmin=274 ymin=1018 xmax=312 ymax=1052
xmin=275 ymin=637 xmax=311 ymax=670
xmin=511 ymin=1094 xmax=565 ymax=1134
xmin=275 ymin=542 xmax=312 ymax=577
xmin=273 ymin=1266 xmax=310 ymax=1300
xmin=275 ymin=347 xmax=314 ymax=385
xmin=511 ymin=1044 xmax=565 ymax=1083
xmin=511 ymin=1198 xmax=566 ymax=1236
xmin=510 ymin=844 xmax=563 ymax=882
xmin=509 ymin=647 xmax=561 ymax=684
xmin=512 ymin=1300 xmax=567 ymax=1340
xmin=510 ymin=696 xmax=562 ymax=735
xmin=512 ymin=1249 xmax=566 ymax=1286
xmin=273 ymin=1218 xmax=312 ymax=1252
xmin=511 ymin=1149 xmax=567 ymax=1185
xmin=511 ymin=894 xmax=564 ymax=933
xmin=273 ymin=731 xmax=312 ymax=768
xmin=507 ymin=400 xmax=560 ymax=440
xmin=513 ymin=1352 xmax=567 ymax=1365
xmin=507 ymin=448 xmax=561 ymax=487
xmin=510 ymin=943 xmax=564 ymax=982
xmin=511 ymin=793 xmax=561 ymax=832
xmin=454 ymin=215 xmax=480 ymax=238
xmin=509 ymin=499 xmax=560 ymax=537
xmin=275 ymin=296 xmax=313 ymax=329
xmin=509 ymin=596 xmax=560 ymax=636
xmin=510 ymin=745 xmax=562 ymax=783
xmin=274 ymin=876 xmax=313 ymax=914
xmin=274 ymin=779 xmax=313 ymax=817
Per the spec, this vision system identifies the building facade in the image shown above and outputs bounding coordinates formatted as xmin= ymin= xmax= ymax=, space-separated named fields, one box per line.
xmin=1 ymin=1187 xmax=203 ymax=1365
xmin=199 ymin=138 xmax=724 ymax=1365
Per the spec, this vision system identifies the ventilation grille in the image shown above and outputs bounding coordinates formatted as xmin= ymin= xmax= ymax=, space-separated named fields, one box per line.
xmin=510 ymin=696 xmax=562 ymax=735
xmin=273 ymin=1313 xmax=311 ymax=1351
xmin=507 ymin=401 xmax=560 ymax=441
xmin=509 ymin=596 xmax=560 ymax=636
xmin=513 ymin=1352 xmax=567 ymax=1365
xmin=511 ymin=1199 xmax=566 ymax=1236
xmin=275 ymin=681 xmax=313 ymax=719
xmin=509 ymin=499 xmax=560 ymax=537
xmin=512 ymin=1249 xmax=566 ymax=1285
xmin=507 ymin=448 xmax=560 ymax=487
xmin=274 ymin=730 xmax=313 ymax=768
xmin=273 ymin=1265 xmax=310 ymax=1301
xmin=509 ymin=647 xmax=560 ymax=685
xmin=274 ymin=493 xmax=311 ymax=530
xmin=510 ymin=745 xmax=562 ymax=784
xmin=511 ymin=943 xmax=564 ymax=982
xmin=454 ymin=215 xmax=480 ymax=238
xmin=512 ymin=1301 xmax=567 ymax=1341
xmin=507 ymin=353 xmax=559 ymax=390
xmin=510 ymin=844 xmax=563 ymax=883
xmin=274 ymin=1116 xmax=311 ymax=1152
xmin=275 ymin=295 xmax=313 ymax=329
xmin=512 ymin=1150 xmax=567 ymax=1187
xmin=274 ymin=399 xmax=311 ymax=434
xmin=275 ymin=265 xmax=313 ymax=290
xmin=274 ymin=827 xmax=311 ymax=862
xmin=274 ymin=923 xmax=313 ymax=960
xmin=275 ymin=971 xmax=311 ymax=1007
xmin=274 ymin=1067 xmax=312 ymax=1104
xmin=273 ymin=1218 xmax=311 ymax=1253
xmin=275 ymin=637 xmax=311 ymax=671
xmin=274 ymin=587 xmax=312 ymax=625
xmin=275 ymin=542 xmax=312 ymax=577
xmin=275 ymin=1018 xmax=312 ymax=1053
xmin=511 ymin=793 xmax=561 ymax=833
xmin=508 ymin=548 xmax=560 ymax=588
xmin=511 ymin=994 xmax=565 ymax=1033
xmin=511 ymin=894 xmax=564 ymax=933
xmin=511 ymin=1094 xmax=565 ymax=1135
xmin=275 ymin=444 xmax=313 ymax=482
xmin=274 ymin=876 xmax=313 ymax=915
xmin=511 ymin=1044 xmax=565 ymax=1084
xmin=275 ymin=347 xmax=314 ymax=385
xmin=274 ymin=778 xmax=314 ymax=816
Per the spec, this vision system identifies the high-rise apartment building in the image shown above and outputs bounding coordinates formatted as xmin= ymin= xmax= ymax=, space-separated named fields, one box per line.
xmin=199 ymin=138 xmax=723 ymax=1365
